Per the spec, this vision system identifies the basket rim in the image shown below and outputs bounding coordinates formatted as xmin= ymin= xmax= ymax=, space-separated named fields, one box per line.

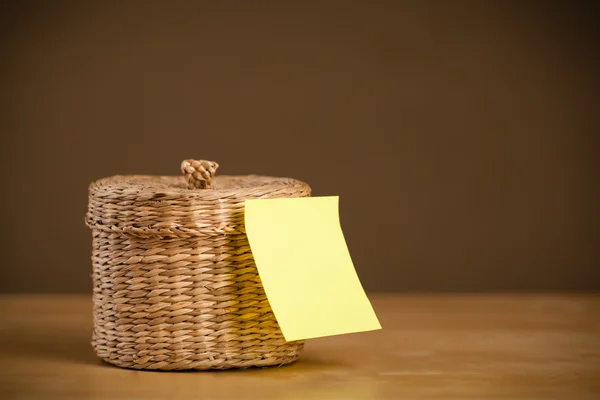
xmin=89 ymin=174 xmax=310 ymax=199
xmin=86 ymin=174 xmax=312 ymax=238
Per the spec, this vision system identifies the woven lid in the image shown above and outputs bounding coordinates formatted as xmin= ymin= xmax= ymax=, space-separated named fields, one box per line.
xmin=86 ymin=159 xmax=311 ymax=237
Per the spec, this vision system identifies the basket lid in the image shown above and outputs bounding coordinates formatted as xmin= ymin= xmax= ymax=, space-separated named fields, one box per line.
xmin=86 ymin=159 xmax=311 ymax=237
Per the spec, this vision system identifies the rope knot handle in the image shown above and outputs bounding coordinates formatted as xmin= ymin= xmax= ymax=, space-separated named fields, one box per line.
xmin=181 ymin=159 xmax=219 ymax=189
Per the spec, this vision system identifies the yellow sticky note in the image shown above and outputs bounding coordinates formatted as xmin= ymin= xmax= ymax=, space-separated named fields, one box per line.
xmin=244 ymin=196 xmax=381 ymax=341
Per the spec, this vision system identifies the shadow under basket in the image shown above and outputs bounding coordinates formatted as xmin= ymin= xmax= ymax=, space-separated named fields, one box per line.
xmin=85 ymin=160 xmax=311 ymax=370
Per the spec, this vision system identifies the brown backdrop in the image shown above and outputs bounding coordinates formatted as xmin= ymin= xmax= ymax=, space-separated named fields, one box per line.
xmin=1 ymin=1 xmax=598 ymax=293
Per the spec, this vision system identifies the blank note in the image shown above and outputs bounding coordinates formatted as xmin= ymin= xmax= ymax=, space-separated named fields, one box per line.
xmin=244 ymin=196 xmax=381 ymax=341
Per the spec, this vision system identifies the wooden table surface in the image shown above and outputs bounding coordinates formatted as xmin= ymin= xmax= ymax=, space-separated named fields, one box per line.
xmin=1 ymin=294 xmax=598 ymax=399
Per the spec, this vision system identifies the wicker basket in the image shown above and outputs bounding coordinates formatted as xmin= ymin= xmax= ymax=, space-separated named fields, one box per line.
xmin=85 ymin=160 xmax=311 ymax=370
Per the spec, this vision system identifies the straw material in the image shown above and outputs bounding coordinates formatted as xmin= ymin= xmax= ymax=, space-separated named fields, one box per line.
xmin=86 ymin=161 xmax=311 ymax=370
xmin=181 ymin=159 xmax=219 ymax=189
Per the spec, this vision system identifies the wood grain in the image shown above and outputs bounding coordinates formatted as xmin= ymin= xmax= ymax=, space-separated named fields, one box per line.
xmin=1 ymin=294 xmax=598 ymax=399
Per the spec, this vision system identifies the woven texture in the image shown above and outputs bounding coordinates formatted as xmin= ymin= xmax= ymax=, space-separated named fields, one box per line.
xmin=181 ymin=159 xmax=219 ymax=189
xmin=86 ymin=170 xmax=311 ymax=370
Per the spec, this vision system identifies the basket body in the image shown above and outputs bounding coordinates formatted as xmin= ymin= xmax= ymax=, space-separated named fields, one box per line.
xmin=87 ymin=175 xmax=311 ymax=370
